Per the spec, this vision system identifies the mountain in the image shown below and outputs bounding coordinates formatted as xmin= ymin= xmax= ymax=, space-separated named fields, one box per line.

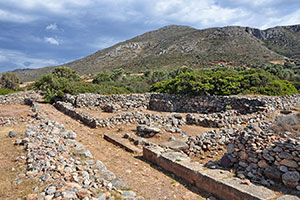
xmin=13 ymin=24 xmax=300 ymax=82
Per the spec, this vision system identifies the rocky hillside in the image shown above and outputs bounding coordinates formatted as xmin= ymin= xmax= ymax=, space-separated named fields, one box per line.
xmin=14 ymin=24 xmax=300 ymax=82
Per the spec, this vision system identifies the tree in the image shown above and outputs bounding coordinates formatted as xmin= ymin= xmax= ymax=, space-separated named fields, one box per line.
xmin=169 ymin=67 xmax=194 ymax=78
xmin=33 ymin=67 xmax=81 ymax=103
xmin=92 ymin=72 xmax=111 ymax=84
xmin=52 ymin=66 xmax=81 ymax=81
xmin=0 ymin=72 xmax=20 ymax=90
xmin=110 ymin=68 xmax=125 ymax=81
xmin=150 ymin=70 xmax=169 ymax=84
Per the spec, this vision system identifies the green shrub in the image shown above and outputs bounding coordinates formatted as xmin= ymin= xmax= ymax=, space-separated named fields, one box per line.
xmin=150 ymin=69 xmax=298 ymax=96
xmin=92 ymin=72 xmax=111 ymax=83
xmin=0 ymin=88 xmax=15 ymax=95
xmin=52 ymin=66 xmax=81 ymax=81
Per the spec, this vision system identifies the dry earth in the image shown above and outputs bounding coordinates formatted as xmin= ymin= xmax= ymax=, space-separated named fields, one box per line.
xmin=0 ymin=103 xmax=217 ymax=200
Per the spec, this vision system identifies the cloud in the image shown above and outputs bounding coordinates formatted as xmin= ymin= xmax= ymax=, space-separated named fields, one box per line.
xmin=46 ymin=23 xmax=58 ymax=31
xmin=0 ymin=9 xmax=36 ymax=23
xmin=0 ymin=0 xmax=300 ymax=72
xmin=44 ymin=37 xmax=60 ymax=45
xmin=0 ymin=48 xmax=59 ymax=71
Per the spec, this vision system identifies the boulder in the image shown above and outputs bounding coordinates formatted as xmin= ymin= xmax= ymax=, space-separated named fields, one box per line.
xmin=162 ymin=140 xmax=189 ymax=151
xmin=264 ymin=167 xmax=282 ymax=181
xmin=282 ymin=171 xmax=300 ymax=188
xmin=8 ymin=131 xmax=18 ymax=138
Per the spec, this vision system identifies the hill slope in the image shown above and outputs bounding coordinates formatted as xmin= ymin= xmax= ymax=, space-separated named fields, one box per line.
xmin=13 ymin=24 xmax=300 ymax=82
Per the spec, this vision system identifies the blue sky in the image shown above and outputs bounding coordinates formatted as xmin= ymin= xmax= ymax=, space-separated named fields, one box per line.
xmin=0 ymin=0 xmax=300 ymax=72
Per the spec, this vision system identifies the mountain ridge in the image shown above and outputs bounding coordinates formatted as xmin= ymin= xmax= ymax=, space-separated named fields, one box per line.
xmin=12 ymin=24 xmax=300 ymax=82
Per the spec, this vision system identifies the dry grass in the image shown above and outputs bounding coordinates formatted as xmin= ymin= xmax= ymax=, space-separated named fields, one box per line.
xmin=0 ymin=124 xmax=43 ymax=200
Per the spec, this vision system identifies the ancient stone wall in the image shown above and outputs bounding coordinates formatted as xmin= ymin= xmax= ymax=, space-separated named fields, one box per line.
xmin=0 ymin=90 xmax=42 ymax=105
xmin=149 ymin=93 xmax=300 ymax=114
xmin=54 ymin=101 xmax=185 ymax=129
xmin=225 ymin=121 xmax=300 ymax=189
xmin=61 ymin=93 xmax=300 ymax=114
xmin=183 ymin=119 xmax=300 ymax=190
xmin=62 ymin=93 xmax=151 ymax=112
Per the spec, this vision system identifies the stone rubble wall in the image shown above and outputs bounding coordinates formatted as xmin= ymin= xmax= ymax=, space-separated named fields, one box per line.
xmin=1 ymin=91 xmax=299 ymax=114
xmin=186 ymin=120 xmax=300 ymax=190
xmin=0 ymin=90 xmax=42 ymax=105
xmin=149 ymin=93 xmax=300 ymax=114
xmin=184 ymin=113 xmax=300 ymax=190
xmin=185 ymin=110 xmax=267 ymax=128
xmin=62 ymin=93 xmax=151 ymax=112
xmin=224 ymin=122 xmax=300 ymax=190
xmin=54 ymin=101 xmax=185 ymax=129
xmin=13 ymin=120 xmax=140 ymax=200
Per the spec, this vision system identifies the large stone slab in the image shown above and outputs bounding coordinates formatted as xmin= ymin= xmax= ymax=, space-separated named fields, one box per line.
xmin=276 ymin=195 xmax=300 ymax=200
xmin=224 ymin=177 xmax=277 ymax=200
xmin=162 ymin=140 xmax=189 ymax=151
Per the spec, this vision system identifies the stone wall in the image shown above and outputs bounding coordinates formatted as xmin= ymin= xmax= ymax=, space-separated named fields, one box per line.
xmin=54 ymin=101 xmax=185 ymax=129
xmin=148 ymin=93 xmax=300 ymax=114
xmin=223 ymin=121 xmax=300 ymax=189
xmin=61 ymin=93 xmax=300 ymax=114
xmin=0 ymin=90 xmax=42 ymax=105
xmin=62 ymin=93 xmax=151 ymax=112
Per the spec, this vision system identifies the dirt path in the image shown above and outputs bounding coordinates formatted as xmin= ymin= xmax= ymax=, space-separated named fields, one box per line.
xmin=38 ymin=103 xmax=212 ymax=200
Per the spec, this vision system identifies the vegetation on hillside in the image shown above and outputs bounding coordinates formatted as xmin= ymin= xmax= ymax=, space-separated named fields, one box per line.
xmin=14 ymin=24 xmax=300 ymax=82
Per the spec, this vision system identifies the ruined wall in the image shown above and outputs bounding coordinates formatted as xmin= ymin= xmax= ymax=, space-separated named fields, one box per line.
xmin=61 ymin=93 xmax=300 ymax=114
xmin=149 ymin=93 xmax=300 ymax=114
xmin=62 ymin=93 xmax=151 ymax=112
xmin=0 ymin=90 xmax=42 ymax=105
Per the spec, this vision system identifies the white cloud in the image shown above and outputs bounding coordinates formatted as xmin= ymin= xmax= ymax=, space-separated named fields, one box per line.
xmin=0 ymin=0 xmax=299 ymax=29
xmin=5 ymin=0 xmax=92 ymax=13
xmin=0 ymin=9 xmax=36 ymax=23
xmin=46 ymin=23 xmax=58 ymax=31
xmin=0 ymin=48 xmax=59 ymax=70
xmin=44 ymin=37 xmax=60 ymax=45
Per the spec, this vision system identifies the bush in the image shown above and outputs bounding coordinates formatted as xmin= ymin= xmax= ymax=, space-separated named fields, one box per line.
xmin=33 ymin=67 xmax=82 ymax=103
xmin=92 ymin=72 xmax=111 ymax=83
xmin=0 ymin=88 xmax=15 ymax=95
xmin=52 ymin=66 xmax=81 ymax=81
xmin=0 ymin=72 xmax=20 ymax=90
xmin=33 ymin=67 xmax=132 ymax=103
xmin=150 ymin=69 xmax=298 ymax=96
xmin=110 ymin=68 xmax=125 ymax=81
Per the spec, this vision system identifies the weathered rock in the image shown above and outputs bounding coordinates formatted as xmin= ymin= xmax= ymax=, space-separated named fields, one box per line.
xmin=111 ymin=178 xmax=127 ymax=189
xmin=258 ymin=160 xmax=269 ymax=168
xmin=162 ymin=140 xmax=189 ymax=151
xmin=282 ymin=171 xmax=300 ymax=188
xmin=220 ymin=154 xmax=232 ymax=168
xmin=264 ymin=167 xmax=282 ymax=181
xmin=74 ymin=150 xmax=94 ymax=159
xmin=8 ymin=131 xmax=18 ymax=138
xmin=280 ymin=159 xmax=298 ymax=168
xmin=227 ymin=144 xmax=235 ymax=154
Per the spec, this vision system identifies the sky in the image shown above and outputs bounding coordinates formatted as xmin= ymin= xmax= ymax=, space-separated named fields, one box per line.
xmin=0 ymin=0 xmax=300 ymax=72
